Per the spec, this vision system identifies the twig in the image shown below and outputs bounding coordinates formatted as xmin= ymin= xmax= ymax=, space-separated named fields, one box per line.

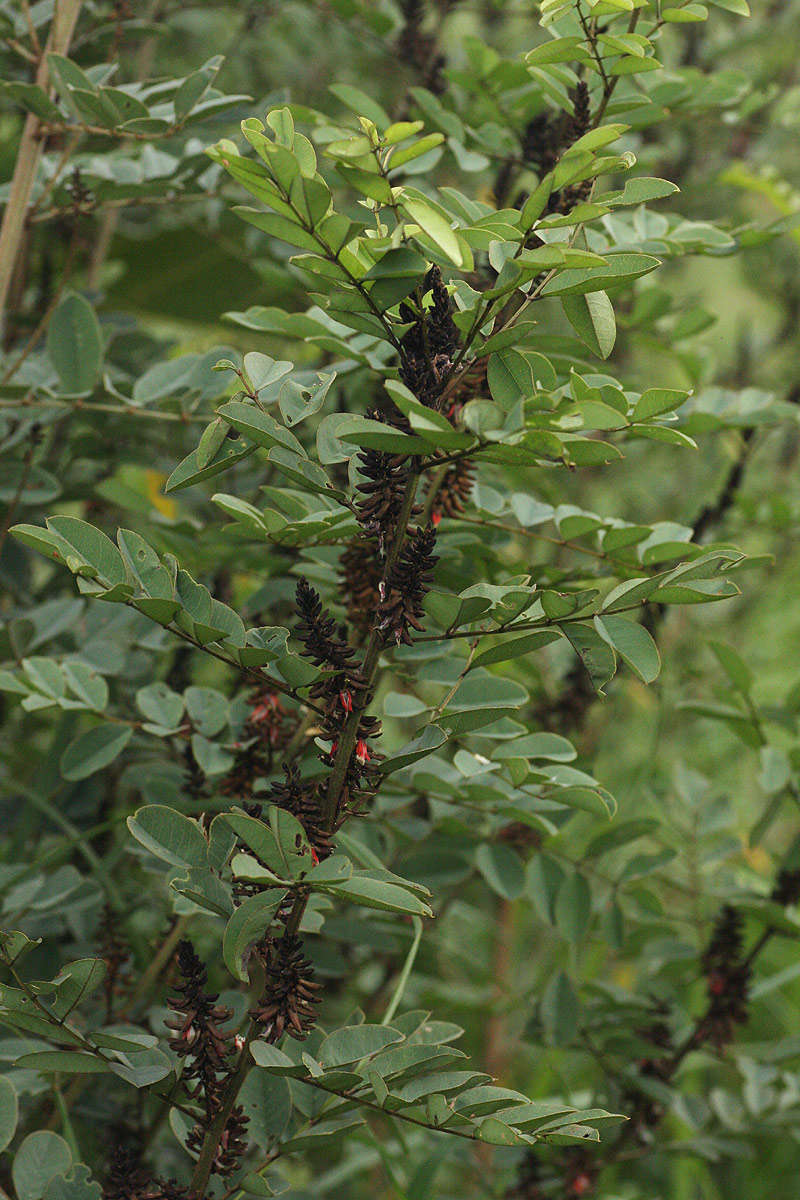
xmin=0 ymin=0 xmax=83 ymax=330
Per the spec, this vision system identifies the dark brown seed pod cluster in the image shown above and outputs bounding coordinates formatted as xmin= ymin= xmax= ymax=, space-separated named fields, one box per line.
xmin=399 ymin=266 xmax=460 ymax=408
xmin=221 ymin=689 xmax=296 ymax=801
xmin=565 ymin=80 xmax=591 ymax=144
xmin=250 ymin=932 xmax=321 ymax=1042
xmin=339 ymin=536 xmax=383 ymax=637
xmin=443 ymin=355 xmax=488 ymax=415
xmin=295 ymin=577 xmax=381 ymax=766
xmin=103 ymin=1146 xmax=150 ymax=1200
xmin=522 ymin=111 xmax=561 ymax=178
xmin=510 ymin=82 xmax=593 ymax=217
xmin=548 ymin=82 xmax=593 ymax=214
xmin=354 ymin=445 xmax=414 ymax=548
xmin=396 ymin=0 xmax=449 ymax=94
xmin=624 ymin=1010 xmax=674 ymax=1132
xmin=96 ymin=901 xmax=130 ymax=1021
xmin=182 ymin=740 xmax=208 ymax=803
xmin=221 ymin=737 xmax=269 ymax=803
xmin=186 ymin=1105 xmax=250 ymax=1178
xmin=269 ymin=763 xmax=331 ymax=860
xmin=423 ymin=356 xmax=485 ymax=521
xmin=295 ymin=576 xmax=359 ymax=674
xmin=771 ymin=867 xmax=800 ymax=906
xmin=165 ymin=940 xmax=235 ymax=1118
xmin=427 ymin=457 xmax=474 ymax=525
xmin=377 ymin=523 xmax=438 ymax=645
xmin=102 ymin=1152 xmax=191 ymax=1200
xmin=700 ymin=905 xmax=751 ymax=1048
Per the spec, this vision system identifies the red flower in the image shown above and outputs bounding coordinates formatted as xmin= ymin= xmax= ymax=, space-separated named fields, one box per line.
xmin=355 ymin=739 xmax=370 ymax=764
xmin=570 ymin=1174 xmax=592 ymax=1196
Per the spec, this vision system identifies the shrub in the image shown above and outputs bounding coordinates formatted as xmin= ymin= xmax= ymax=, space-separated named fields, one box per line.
xmin=1 ymin=3 xmax=799 ymax=1199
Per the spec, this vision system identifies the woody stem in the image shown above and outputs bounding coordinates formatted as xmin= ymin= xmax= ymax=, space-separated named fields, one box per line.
xmin=319 ymin=470 xmax=422 ymax=829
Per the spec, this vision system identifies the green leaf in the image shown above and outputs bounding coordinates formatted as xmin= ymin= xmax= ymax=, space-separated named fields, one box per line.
xmin=15 ymin=1052 xmax=108 ymax=1075
xmin=197 ymin=416 xmax=232 ymax=469
xmin=475 ymin=844 xmax=525 ymax=900
xmin=44 ymin=1164 xmax=102 ymax=1200
xmin=540 ymin=971 xmax=579 ymax=1046
xmin=632 ymin=388 xmax=689 ymax=421
xmin=662 ymin=3 xmax=709 ymax=20
xmin=593 ymin=615 xmax=661 ymax=683
xmin=543 ymin=254 xmax=659 ymax=296
xmin=127 ymin=805 xmax=208 ymax=868
xmin=249 ymin=1041 xmax=307 ymax=1077
xmin=400 ymin=196 xmax=465 ymax=267
xmin=585 ymin=818 xmax=658 ymax=859
xmin=707 ymin=0 xmax=749 ymax=11
xmin=561 ymin=623 xmax=616 ymax=693
xmin=267 ymin=806 xmax=315 ymax=876
xmin=13 ymin=1133 xmax=72 ymax=1200
xmin=174 ymin=56 xmax=221 ymax=123
xmin=472 ymin=631 xmax=560 ymax=667
xmin=46 ymin=294 xmax=103 ymax=396
xmin=476 ymin=1118 xmax=529 ymax=1146
xmin=710 ymin=640 xmax=752 ymax=695
xmin=165 ymin=441 xmax=257 ymax=493
xmin=223 ymin=893 xmax=283 ymax=981
xmin=554 ymin=873 xmax=592 ymax=944
xmin=525 ymin=37 xmax=588 ymax=65
xmin=217 ymin=401 xmax=305 ymax=457
xmin=0 ymin=1075 xmax=18 ymax=1152
xmin=136 ymin=683 xmax=184 ymax=730
xmin=329 ymin=83 xmax=390 ymax=127
xmin=1 ymin=82 xmax=61 ymax=120
xmin=607 ymin=177 xmax=679 ymax=206
xmin=46 ymin=517 xmax=126 ymax=585
xmin=242 ymin=352 xmax=294 ymax=394
xmin=320 ymin=874 xmax=433 ymax=917
xmin=378 ymin=725 xmax=447 ymax=772
xmin=318 ymin=1025 xmax=403 ymax=1068
xmin=60 ymin=725 xmax=132 ymax=780
xmin=389 ymin=132 xmax=445 ymax=169
xmin=493 ymin=732 xmax=576 ymax=761
xmin=239 ymin=1068 xmax=293 ymax=1145
xmin=561 ymin=292 xmax=616 ymax=358
xmin=185 ymin=686 xmax=229 ymax=736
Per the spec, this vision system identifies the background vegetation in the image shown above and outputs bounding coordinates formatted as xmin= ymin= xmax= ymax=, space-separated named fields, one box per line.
xmin=2 ymin=2 xmax=800 ymax=1199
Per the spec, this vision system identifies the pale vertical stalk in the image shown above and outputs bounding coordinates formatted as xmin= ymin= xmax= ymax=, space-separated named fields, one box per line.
xmin=0 ymin=0 xmax=83 ymax=332
xmin=86 ymin=1 xmax=162 ymax=288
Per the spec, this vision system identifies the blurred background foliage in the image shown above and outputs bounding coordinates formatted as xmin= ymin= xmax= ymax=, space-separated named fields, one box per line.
xmin=3 ymin=2 xmax=800 ymax=1199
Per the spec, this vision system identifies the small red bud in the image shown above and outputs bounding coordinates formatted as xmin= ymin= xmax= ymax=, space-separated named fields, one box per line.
xmin=355 ymin=739 xmax=370 ymax=764
xmin=310 ymin=847 xmax=320 ymax=865
xmin=431 ymin=511 xmax=442 ymax=526
xmin=709 ymin=972 xmax=727 ymax=996
xmin=339 ymin=689 xmax=353 ymax=712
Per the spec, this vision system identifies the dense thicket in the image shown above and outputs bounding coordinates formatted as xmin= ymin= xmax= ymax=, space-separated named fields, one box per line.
xmin=2 ymin=3 xmax=800 ymax=1200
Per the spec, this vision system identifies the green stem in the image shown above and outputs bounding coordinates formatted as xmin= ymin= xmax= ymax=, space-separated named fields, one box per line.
xmin=381 ymin=917 xmax=423 ymax=1027
xmin=189 ymin=1023 xmax=259 ymax=1197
